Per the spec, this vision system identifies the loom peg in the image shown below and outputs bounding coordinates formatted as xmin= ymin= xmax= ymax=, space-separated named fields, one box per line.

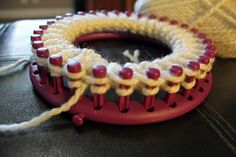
xmin=118 ymin=67 xmax=133 ymax=112
xmin=36 ymin=47 xmax=49 ymax=84
xmin=49 ymin=54 xmax=63 ymax=94
xmin=144 ymin=68 xmax=160 ymax=111
xmin=92 ymin=65 xmax=107 ymax=109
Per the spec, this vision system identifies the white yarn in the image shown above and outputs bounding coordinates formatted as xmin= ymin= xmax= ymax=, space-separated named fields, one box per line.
xmin=122 ymin=49 xmax=140 ymax=63
xmin=0 ymin=83 xmax=88 ymax=132
xmin=0 ymin=57 xmax=31 ymax=73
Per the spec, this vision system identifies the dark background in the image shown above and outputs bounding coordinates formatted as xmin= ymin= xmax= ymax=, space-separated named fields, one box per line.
xmin=0 ymin=0 xmax=136 ymax=22
xmin=0 ymin=19 xmax=236 ymax=157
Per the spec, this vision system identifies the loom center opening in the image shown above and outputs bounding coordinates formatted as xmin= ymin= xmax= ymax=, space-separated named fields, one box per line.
xmin=74 ymin=33 xmax=171 ymax=64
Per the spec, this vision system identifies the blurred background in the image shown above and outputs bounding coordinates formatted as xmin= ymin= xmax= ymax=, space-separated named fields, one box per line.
xmin=0 ymin=0 xmax=136 ymax=22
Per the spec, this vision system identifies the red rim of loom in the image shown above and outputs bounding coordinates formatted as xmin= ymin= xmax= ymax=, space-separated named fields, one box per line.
xmin=29 ymin=31 xmax=213 ymax=126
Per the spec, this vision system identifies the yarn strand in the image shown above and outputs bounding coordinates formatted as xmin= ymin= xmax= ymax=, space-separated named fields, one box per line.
xmin=122 ymin=49 xmax=140 ymax=63
xmin=192 ymin=0 xmax=228 ymax=26
xmin=0 ymin=83 xmax=88 ymax=132
xmin=0 ymin=57 xmax=31 ymax=73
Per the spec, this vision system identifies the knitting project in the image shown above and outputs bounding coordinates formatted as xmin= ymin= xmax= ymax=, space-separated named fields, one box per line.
xmin=135 ymin=0 xmax=236 ymax=58
xmin=0 ymin=11 xmax=216 ymax=132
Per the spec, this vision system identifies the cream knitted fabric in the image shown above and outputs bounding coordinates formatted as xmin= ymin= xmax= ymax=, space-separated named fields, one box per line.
xmin=39 ymin=11 xmax=214 ymax=95
xmin=135 ymin=0 xmax=236 ymax=58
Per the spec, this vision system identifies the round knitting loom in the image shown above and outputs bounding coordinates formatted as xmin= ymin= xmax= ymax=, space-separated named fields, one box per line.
xmin=29 ymin=11 xmax=215 ymax=126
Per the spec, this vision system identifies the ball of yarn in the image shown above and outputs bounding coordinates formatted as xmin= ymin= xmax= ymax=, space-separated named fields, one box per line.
xmin=135 ymin=0 xmax=236 ymax=58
